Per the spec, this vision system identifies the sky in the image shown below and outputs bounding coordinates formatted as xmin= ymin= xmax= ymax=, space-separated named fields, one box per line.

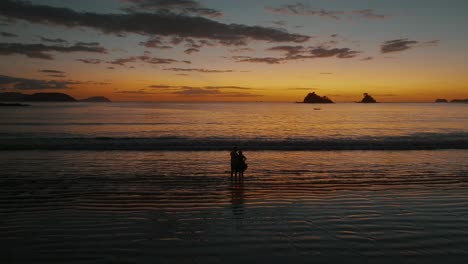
xmin=0 ymin=0 xmax=467 ymax=102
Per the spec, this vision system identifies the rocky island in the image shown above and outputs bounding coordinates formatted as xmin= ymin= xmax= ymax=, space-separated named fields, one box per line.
xmin=435 ymin=99 xmax=448 ymax=103
xmin=302 ymin=92 xmax=334 ymax=104
xmin=359 ymin=93 xmax=377 ymax=103
xmin=79 ymin=96 xmax=112 ymax=102
xmin=451 ymin=99 xmax=468 ymax=103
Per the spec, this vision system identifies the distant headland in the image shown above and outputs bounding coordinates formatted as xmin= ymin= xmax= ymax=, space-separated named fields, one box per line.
xmin=0 ymin=92 xmax=111 ymax=103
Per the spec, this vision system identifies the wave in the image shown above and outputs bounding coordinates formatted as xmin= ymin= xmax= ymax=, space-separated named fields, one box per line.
xmin=1 ymin=133 xmax=467 ymax=150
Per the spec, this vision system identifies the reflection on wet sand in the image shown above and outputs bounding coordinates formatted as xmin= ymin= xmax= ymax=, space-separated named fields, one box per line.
xmin=230 ymin=176 xmax=245 ymax=217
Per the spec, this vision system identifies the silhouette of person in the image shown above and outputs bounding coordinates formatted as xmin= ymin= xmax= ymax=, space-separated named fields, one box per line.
xmin=237 ymin=150 xmax=247 ymax=177
xmin=230 ymin=146 xmax=239 ymax=177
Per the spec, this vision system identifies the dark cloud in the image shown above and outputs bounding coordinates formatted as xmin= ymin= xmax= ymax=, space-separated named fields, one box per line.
xmin=352 ymin=9 xmax=387 ymax=20
xmin=266 ymin=4 xmax=344 ymax=20
xmin=39 ymin=69 xmax=65 ymax=74
xmin=123 ymin=0 xmax=223 ymax=18
xmin=48 ymin=74 xmax=65 ymax=78
xmin=362 ymin=56 xmax=373 ymax=61
xmin=0 ymin=74 xmax=75 ymax=90
xmin=268 ymin=45 xmax=359 ymax=59
xmin=0 ymin=0 xmax=309 ymax=44
xmin=75 ymin=41 xmax=100 ymax=46
xmin=1 ymin=32 xmax=17 ymax=37
xmin=107 ymin=66 xmax=115 ymax=70
xmin=381 ymin=39 xmax=438 ymax=53
xmin=109 ymin=55 xmax=189 ymax=66
xmin=267 ymin=45 xmax=305 ymax=56
xmin=40 ymin=37 xmax=68 ymax=43
xmin=233 ymin=56 xmax=284 ymax=64
xmin=77 ymin=58 xmax=102 ymax=64
xmin=0 ymin=42 xmax=106 ymax=60
xmin=230 ymin=47 xmax=254 ymax=53
xmin=164 ymin=67 xmax=234 ymax=73
xmin=235 ymin=45 xmax=359 ymax=64
xmin=271 ymin=20 xmax=287 ymax=26
xmin=184 ymin=48 xmax=199 ymax=54
xmin=266 ymin=4 xmax=387 ymax=20
xmin=140 ymin=36 xmax=172 ymax=49
xmin=309 ymin=47 xmax=359 ymax=58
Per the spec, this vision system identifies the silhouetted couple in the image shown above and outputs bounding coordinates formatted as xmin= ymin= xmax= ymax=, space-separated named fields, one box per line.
xmin=230 ymin=147 xmax=247 ymax=177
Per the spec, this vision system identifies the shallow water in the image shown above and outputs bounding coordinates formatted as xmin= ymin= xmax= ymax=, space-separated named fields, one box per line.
xmin=0 ymin=102 xmax=467 ymax=151
xmin=1 ymin=150 xmax=468 ymax=263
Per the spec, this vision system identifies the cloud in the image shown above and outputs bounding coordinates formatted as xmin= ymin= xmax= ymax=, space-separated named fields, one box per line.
xmin=145 ymin=84 xmax=259 ymax=97
xmin=233 ymin=56 xmax=284 ymax=64
xmin=109 ymin=55 xmax=189 ymax=66
xmin=40 ymin=37 xmax=68 ymax=43
xmin=287 ymin=87 xmax=318 ymax=90
xmin=39 ymin=69 xmax=65 ymax=74
xmin=309 ymin=47 xmax=359 ymax=58
xmin=77 ymin=58 xmax=102 ymax=64
xmin=266 ymin=4 xmax=387 ymax=20
xmin=271 ymin=20 xmax=287 ymax=26
xmin=362 ymin=56 xmax=373 ymax=61
xmin=184 ymin=48 xmax=199 ymax=54
xmin=381 ymin=39 xmax=439 ymax=53
xmin=140 ymin=36 xmax=172 ymax=49
xmin=0 ymin=74 xmax=75 ymax=90
xmin=0 ymin=0 xmax=309 ymax=44
xmin=230 ymin=47 xmax=254 ymax=53
xmin=1 ymin=32 xmax=17 ymax=37
xmin=172 ymin=87 xmax=262 ymax=97
xmin=116 ymin=90 xmax=158 ymax=94
xmin=0 ymin=42 xmax=107 ymax=60
xmin=107 ymin=66 xmax=115 ymax=70
xmin=267 ymin=45 xmax=305 ymax=56
xmin=234 ymin=45 xmax=360 ymax=64
xmin=123 ymin=0 xmax=223 ymax=18
xmin=266 ymin=4 xmax=344 ymax=20
xmin=75 ymin=41 xmax=100 ymax=46
xmin=163 ymin=68 xmax=234 ymax=73
xmin=48 ymin=74 xmax=65 ymax=78
xmin=352 ymin=9 xmax=387 ymax=20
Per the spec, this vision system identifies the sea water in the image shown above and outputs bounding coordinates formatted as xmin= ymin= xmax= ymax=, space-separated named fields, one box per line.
xmin=0 ymin=102 xmax=467 ymax=263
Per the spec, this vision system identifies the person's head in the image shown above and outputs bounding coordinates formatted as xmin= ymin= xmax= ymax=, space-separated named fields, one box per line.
xmin=233 ymin=146 xmax=238 ymax=151
xmin=239 ymin=150 xmax=243 ymax=154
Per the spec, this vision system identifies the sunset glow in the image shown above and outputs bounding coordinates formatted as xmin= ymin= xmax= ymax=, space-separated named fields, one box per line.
xmin=1 ymin=0 xmax=467 ymax=102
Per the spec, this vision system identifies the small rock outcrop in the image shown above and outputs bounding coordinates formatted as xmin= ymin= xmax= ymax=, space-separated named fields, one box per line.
xmin=79 ymin=96 xmax=111 ymax=102
xmin=451 ymin=99 xmax=468 ymax=103
xmin=360 ymin=93 xmax=377 ymax=103
xmin=303 ymin=92 xmax=334 ymax=104
xmin=435 ymin=99 xmax=448 ymax=103
xmin=22 ymin=93 xmax=77 ymax=102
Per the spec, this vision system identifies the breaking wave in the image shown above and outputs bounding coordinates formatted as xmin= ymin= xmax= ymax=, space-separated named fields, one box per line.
xmin=1 ymin=132 xmax=467 ymax=150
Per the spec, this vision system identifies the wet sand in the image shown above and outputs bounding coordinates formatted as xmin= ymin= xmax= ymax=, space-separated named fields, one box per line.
xmin=1 ymin=150 xmax=468 ymax=263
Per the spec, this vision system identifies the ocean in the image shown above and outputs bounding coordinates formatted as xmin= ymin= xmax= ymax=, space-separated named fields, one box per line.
xmin=1 ymin=102 xmax=467 ymax=263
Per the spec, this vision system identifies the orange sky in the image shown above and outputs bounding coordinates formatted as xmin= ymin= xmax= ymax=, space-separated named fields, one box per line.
xmin=1 ymin=0 xmax=467 ymax=102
